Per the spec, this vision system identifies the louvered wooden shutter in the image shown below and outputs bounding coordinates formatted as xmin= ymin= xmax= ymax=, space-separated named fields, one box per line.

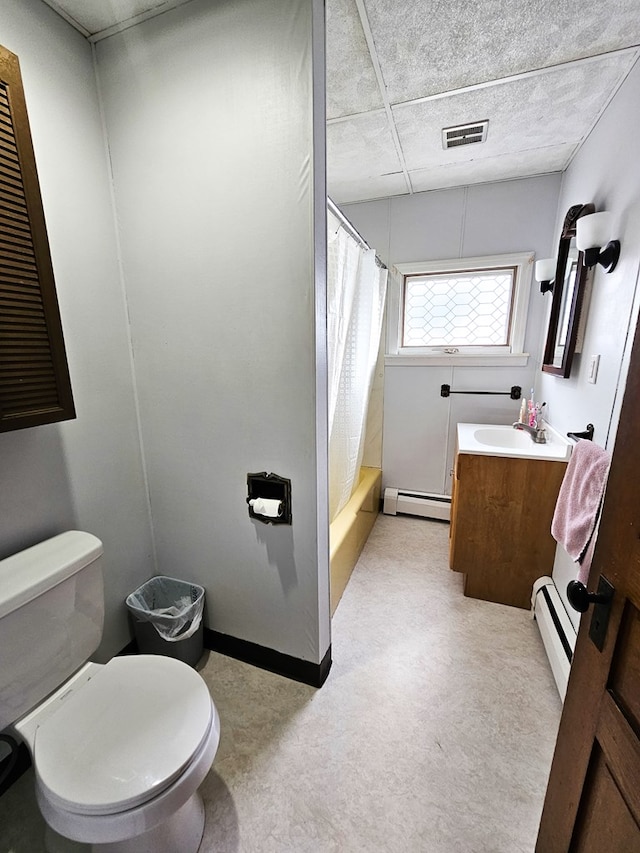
xmin=0 ymin=45 xmax=74 ymax=432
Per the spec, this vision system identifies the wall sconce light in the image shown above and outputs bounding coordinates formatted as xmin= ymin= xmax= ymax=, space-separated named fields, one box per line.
xmin=576 ymin=211 xmax=620 ymax=273
xmin=535 ymin=258 xmax=556 ymax=294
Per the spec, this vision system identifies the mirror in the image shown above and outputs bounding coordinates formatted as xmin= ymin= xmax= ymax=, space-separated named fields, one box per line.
xmin=542 ymin=203 xmax=595 ymax=378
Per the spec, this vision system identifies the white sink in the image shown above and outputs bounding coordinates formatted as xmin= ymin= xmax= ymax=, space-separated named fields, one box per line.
xmin=457 ymin=423 xmax=572 ymax=462
xmin=473 ymin=427 xmax=534 ymax=449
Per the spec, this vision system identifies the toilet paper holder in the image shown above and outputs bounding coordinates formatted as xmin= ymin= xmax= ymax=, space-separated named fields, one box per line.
xmin=247 ymin=472 xmax=292 ymax=525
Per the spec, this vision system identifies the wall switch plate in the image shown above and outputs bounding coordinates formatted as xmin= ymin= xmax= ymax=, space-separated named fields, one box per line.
xmin=588 ymin=354 xmax=600 ymax=384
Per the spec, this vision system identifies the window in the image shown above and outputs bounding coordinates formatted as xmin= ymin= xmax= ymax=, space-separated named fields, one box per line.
xmin=0 ymin=44 xmax=75 ymax=431
xmin=387 ymin=253 xmax=533 ymax=366
xmin=403 ymin=267 xmax=515 ymax=347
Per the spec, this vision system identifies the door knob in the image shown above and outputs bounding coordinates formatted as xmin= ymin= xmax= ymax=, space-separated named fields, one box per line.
xmin=567 ymin=576 xmax=615 ymax=652
xmin=567 ymin=580 xmax=612 ymax=613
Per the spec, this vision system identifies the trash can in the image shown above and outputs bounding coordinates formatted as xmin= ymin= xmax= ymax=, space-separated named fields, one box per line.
xmin=126 ymin=576 xmax=205 ymax=667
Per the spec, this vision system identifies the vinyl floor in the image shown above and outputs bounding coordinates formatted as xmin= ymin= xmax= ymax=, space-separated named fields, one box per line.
xmin=0 ymin=514 xmax=561 ymax=852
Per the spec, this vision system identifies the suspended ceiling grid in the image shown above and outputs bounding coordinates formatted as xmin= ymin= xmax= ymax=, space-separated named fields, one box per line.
xmin=327 ymin=0 xmax=640 ymax=203
xmin=41 ymin=0 xmax=640 ymax=204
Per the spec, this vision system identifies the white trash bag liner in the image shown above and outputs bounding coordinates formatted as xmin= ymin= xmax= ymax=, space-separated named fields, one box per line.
xmin=126 ymin=576 xmax=205 ymax=642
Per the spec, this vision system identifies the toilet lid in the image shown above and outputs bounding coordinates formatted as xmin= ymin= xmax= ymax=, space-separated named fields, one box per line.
xmin=34 ymin=655 xmax=213 ymax=815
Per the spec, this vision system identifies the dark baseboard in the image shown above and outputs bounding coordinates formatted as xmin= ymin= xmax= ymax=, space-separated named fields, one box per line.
xmin=119 ymin=637 xmax=138 ymax=655
xmin=0 ymin=740 xmax=30 ymax=799
xmin=122 ymin=628 xmax=331 ymax=687
xmin=204 ymin=629 xmax=332 ymax=688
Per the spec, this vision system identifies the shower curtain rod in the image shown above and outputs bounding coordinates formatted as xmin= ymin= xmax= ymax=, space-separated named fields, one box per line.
xmin=327 ymin=198 xmax=387 ymax=270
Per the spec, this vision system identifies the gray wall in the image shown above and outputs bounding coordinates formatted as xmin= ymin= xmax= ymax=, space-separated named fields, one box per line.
xmin=538 ymin=59 xmax=640 ymax=450
xmin=343 ymin=174 xmax=562 ymax=495
xmin=95 ymin=0 xmax=330 ymax=664
xmin=0 ymin=0 xmax=155 ymax=659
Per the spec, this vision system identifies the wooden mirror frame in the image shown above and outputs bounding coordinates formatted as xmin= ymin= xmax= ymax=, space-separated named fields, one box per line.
xmin=542 ymin=203 xmax=595 ymax=378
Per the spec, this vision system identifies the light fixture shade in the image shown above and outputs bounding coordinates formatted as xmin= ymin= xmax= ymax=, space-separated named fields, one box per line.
xmin=535 ymin=258 xmax=556 ymax=282
xmin=576 ymin=212 xmax=612 ymax=251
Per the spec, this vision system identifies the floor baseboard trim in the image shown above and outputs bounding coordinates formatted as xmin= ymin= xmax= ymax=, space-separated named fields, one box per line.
xmin=119 ymin=637 xmax=138 ymax=655
xmin=204 ymin=629 xmax=332 ymax=688
xmin=0 ymin=740 xmax=30 ymax=799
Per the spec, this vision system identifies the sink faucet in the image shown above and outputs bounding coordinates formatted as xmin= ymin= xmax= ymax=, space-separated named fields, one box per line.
xmin=512 ymin=422 xmax=547 ymax=444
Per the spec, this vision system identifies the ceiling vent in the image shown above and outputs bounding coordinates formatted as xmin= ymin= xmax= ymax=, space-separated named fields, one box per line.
xmin=442 ymin=121 xmax=489 ymax=150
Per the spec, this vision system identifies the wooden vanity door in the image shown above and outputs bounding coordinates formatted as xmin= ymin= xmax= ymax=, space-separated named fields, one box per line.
xmin=450 ymin=452 xmax=565 ymax=609
xmin=536 ymin=323 xmax=640 ymax=850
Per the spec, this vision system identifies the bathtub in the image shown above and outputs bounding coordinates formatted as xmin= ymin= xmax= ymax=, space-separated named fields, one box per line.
xmin=329 ymin=466 xmax=382 ymax=614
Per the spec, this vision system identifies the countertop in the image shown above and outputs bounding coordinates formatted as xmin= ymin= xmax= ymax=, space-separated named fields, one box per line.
xmin=457 ymin=422 xmax=573 ymax=462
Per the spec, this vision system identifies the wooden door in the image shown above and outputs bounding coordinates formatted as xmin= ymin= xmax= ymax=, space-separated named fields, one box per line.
xmin=536 ymin=319 xmax=640 ymax=850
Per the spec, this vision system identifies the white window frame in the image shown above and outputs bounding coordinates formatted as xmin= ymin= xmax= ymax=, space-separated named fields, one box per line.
xmin=385 ymin=252 xmax=533 ymax=366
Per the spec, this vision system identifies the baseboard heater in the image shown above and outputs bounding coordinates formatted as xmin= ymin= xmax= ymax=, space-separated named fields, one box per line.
xmin=531 ymin=576 xmax=577 ymax=702
xmin=383 ymin=487 xmax=451 ymax=522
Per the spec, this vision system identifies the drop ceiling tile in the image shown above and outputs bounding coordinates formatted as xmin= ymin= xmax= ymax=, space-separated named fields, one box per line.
xmin=326 ymin=0 xmax=384 ymax=119
xmin=393 ymin=54 xmax=632 ymax=173
xmin=329 ymin=172 xmax=409 ymax=205
xmin=408 ymin=146 xmax=572 ymax=193
xmin=328 ymin=111 xmax=404 ymax=185
xmin=364 ymin=0 xmax=640 ymax=104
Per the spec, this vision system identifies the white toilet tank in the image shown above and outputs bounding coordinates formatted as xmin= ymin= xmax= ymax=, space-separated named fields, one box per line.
xmin=0 ymin=531 xmax=104 ymax=732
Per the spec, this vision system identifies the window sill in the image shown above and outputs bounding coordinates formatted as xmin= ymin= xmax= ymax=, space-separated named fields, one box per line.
xmin=384 ymin=353 xmax=530 ymax=367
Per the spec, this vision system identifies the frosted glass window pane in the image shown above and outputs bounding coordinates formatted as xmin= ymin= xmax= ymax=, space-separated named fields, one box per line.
xmin=402 ymin=269 xmax=515 ymax=347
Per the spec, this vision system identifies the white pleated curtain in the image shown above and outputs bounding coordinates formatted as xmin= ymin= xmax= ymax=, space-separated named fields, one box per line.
xmin=327 ymin=210 xmax=387 ymax=521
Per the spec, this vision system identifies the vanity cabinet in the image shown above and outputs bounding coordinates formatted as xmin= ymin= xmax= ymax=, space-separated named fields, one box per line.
xmin=450 ymin=450 xmax=567 ymax=609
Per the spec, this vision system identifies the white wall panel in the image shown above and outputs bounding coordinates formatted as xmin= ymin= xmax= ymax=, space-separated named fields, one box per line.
xmin=538 ymin=60 xmax=640 ymax=451
xmin=382 ymin=366 xmax=451 ymax=492
xmin=463 ymin=177 xmax=561 ymax=259
xmin=344 ymin=174 xmax=562 ymax=495
xmin=443 ymin=367 xmax=538 ymax=495
xmin=332 ymin=197 xmax=392 ymax=265
xmin=0 ymin=0 xmax=155 ymax=660
xmin=389 ymin=188 xmax=466 ymax=263
xmin=465 ymin=176 xmax=562 ymax=361
xmin=96 ymin=0 xmax=330 ymax=664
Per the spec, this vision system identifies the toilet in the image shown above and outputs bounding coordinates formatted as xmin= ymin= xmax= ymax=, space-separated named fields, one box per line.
xmin=0 ymin=531 xmax=220 ymax=853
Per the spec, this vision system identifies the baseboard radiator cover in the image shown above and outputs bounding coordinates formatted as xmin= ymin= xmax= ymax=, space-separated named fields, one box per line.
xmin=383 ymin=487 xmax=451 ymax=522
xmin=531 ymin=576 xmax=577 ymax=702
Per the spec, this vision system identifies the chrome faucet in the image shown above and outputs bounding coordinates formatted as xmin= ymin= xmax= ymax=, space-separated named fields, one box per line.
xmin=512 ymin=422 xmax=547 ymax=443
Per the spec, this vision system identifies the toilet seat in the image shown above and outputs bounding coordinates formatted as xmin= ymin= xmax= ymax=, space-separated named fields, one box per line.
xmin=34 ymin=655 xmax=214 ymax=816
xmin=36 ymin=704 xmax=220 ymax=846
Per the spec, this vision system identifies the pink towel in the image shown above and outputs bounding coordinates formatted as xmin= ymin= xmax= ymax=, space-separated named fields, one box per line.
xmin=551 ymin=439 xmax=611 ymax=584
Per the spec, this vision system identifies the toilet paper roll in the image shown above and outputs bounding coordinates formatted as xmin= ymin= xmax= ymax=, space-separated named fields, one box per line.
xmin=249 ymin=498 xmax=283 ymax=518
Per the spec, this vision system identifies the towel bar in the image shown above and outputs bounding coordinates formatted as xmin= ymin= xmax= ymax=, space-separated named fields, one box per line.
xmin=440 ymin=384 xmax=521 ymax=399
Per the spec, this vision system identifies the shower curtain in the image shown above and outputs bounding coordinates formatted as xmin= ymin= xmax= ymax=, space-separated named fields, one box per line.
xmin=327 ymin=209 xmax=387 ymax=521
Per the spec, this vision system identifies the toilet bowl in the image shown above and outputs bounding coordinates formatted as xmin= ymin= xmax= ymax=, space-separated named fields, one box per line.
xmin=0 ymin=532 xmax=221 ymax=853
xmin=16 ymin=655 xmax=220 ymax=853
